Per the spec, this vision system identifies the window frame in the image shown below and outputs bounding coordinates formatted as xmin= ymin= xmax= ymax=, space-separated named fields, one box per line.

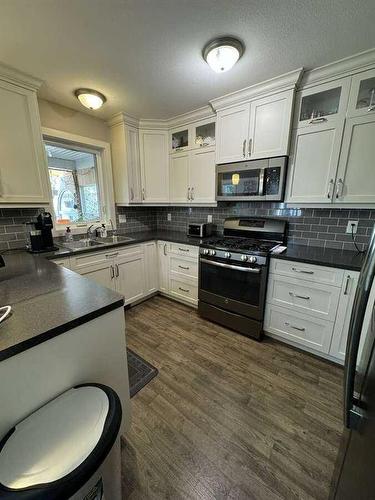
xmin=42 ymin=127 xmax=116 ymax=235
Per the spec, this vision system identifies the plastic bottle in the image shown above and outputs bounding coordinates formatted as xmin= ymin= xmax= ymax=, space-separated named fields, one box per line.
xmin=65 ymin=226 xmax=73 ymax=242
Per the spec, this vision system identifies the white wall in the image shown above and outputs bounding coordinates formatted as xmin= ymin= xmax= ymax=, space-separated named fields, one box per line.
xmin=38 ymin=98 xmax=110 ymax=142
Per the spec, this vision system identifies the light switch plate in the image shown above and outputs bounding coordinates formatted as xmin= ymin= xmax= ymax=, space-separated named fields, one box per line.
xmin=118 ymin=214 xmax=127 ymax=223
xmin=207 ymin=215 xmax=213 ymax=223
xmin=346 ymin=220 xmax=358 ymax=234
xmin=167 ymin=213 xmax=172 ymax=221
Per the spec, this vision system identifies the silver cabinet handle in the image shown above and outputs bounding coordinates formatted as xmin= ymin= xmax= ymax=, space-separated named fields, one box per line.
xmin=285 ymin=322 xmax=306 ymax=332
xmin=187 ymin=187 xmax=191 ymax=200
xmin=327 ymin=179 xmax=334 ymax=199
xmin=110 ymin=265 xmax=115 ymax=279
xmin=178 ymin=287 xmax=190 ymax=293
xmin=248 ymin=138 xmax=252 ymax=157
xmin=242 ymin=139 xmax=246 ymax=157
xmin=291 ymin=267 xmax=314 ymax=275
xmin=115 ymin=263 xmax=119 ymax=277
xmin=289 ymin=292 xmax=310 ymax=300
xmin=163 ymin=243 xmax=167 ymax=256
xmin=336 ymin=178 xmax=344 ymax=199
xmin=0 ymin=305 xmax=11 ymax=324
xmin=178 ymin=265 xmax=190 ymax=270
xmin=106 ymin=252 xmax=119 ymax=258
xmin=344 ymin=275 xmax=351 ymax=295
xmin=179 ymin=247 xmax=189 ymax=252
xmin=142 ymin=188 xmax=145 ymax=201
xmin=191 ymin=187 xmax=195 ymax=200
xmin=309 ymin=117 xmax=327 ymax=124
xmin=130 ymin=187 xmax=134 ymax=201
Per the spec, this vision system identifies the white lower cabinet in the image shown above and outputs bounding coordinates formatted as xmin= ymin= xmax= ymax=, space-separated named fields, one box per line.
xmin=50 ymin=257 xmax=71 ymax=269
xmin=157 ymin=241 xmax=170 ymax=294
xmin=144 ymin=241 xmax=158 ymax=294
xmin=264 ymin=259 xmax=359 ymax=363
xmin=116 ymin=247 xmax=146 ymax=305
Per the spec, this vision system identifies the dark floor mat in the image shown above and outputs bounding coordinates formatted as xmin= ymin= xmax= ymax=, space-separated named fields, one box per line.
xmin=127 ymin=349 xmax=158 ymax=397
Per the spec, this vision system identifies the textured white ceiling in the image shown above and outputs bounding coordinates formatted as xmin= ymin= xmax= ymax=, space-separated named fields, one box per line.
xmin=1 ymin=0 xmax=375 ymax=120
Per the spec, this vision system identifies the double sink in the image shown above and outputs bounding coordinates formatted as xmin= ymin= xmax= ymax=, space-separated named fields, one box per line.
xmin=61 ymin=235 xmax=134 ymax=251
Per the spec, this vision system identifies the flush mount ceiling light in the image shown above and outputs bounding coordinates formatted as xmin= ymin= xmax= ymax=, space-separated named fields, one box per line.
xmin=74 ymin=88 xmax=106 ymax=110
xmin=203 ymin=37 xmax=244 ymax=73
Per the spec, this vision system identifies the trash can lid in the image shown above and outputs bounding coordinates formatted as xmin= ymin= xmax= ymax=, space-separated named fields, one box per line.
xmin=0 ymin=386 xmax=109 ymax=490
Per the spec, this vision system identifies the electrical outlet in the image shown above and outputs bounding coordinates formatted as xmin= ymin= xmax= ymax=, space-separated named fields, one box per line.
xmin=167 ymin=213 xmax=172 ymax=222
xmin=118 ymin=214 xmax=127 ymax=223
xmin=346 ymin=220 xmax=358 ymax=234
xmin=207 ymin=214 xmax=213 ymax=223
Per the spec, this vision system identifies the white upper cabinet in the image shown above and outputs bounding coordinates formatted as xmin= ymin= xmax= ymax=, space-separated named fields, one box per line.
xmin=139 ymin=129 xmax=169 ymax=203
xmin=216 ymin=103 xmax=251 ymax=164
xmin=169 ymin=151 xmax=190 ymax=202
xmin=189 ymin=147 xmax=216 ymax=203
xmin=287 ymin=119 xmax=345 ymax=203
xmin=347 ymin=68 xmax=375 ymax=118
xmin=335 ymin=114 xmax=375 ymax=203
xmin=0 ymin=78 xmax=50 ymax=204
xmin=248 ymin=90 xmax=294 ymax=159
xmin=170 ymin=127 xmax=189 ymax=153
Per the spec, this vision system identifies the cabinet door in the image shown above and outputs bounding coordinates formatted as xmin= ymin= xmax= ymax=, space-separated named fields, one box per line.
xmin=144 ymin=241 xmax=158 ymax=294
xmin=335 ymin=114 xmax=375 ymax=203
xmin=286 ymin=119 xmax=344 ymax=203
xmin=126 ymin=126 xmax=142 ymax=203
xmin=116 ymin=253 xmax=146 ymax=305
xmin=189 ymin=147 xmax=216 ymax=203
xmin=0 ymin=81 xmax=50 ymax=203
xmin=170 ymin=127 xmax=189 ymax=153
xmin=157 ymin=241 xmax=169 ymax=293
xmin=139 ymin=130 xmax=169 ymax=202
xmin=169 ymin=152 xmax=189 ymax=203
xmin=294 ymin=78 xmax=350 ymax=128
xmin=215 ymin=103 xmax=250 ymax=164
xmin=329 ymin=272 xmax=359 ymax=361
xmin=80 ymin=262 xmax=115 ymax=290
xmin=347 ymin=68 xmax=375 ymax=118
xmin=249 ymin=90 xmax=293 ymax=159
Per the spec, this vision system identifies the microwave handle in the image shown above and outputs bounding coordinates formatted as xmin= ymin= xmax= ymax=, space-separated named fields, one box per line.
xmin=258 ymin=168 xmax=265 ymax=197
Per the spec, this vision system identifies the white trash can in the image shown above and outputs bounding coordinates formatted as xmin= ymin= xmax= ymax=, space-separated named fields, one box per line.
xmin=0 ymin=384 xmax=122 ymax=499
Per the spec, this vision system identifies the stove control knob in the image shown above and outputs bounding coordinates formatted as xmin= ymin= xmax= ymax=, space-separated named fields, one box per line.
xmin=209 ymin=249 xmax=216 ymax=256
xmin=224 ymin=252 xmax=231 ymax=259
xmin=240 ymin=255 xmax=248 ymax=262
xmin=203 ymin=249 xmax=209 ymax=255
xmin=249 ymin=256 xmax=257 ymax=264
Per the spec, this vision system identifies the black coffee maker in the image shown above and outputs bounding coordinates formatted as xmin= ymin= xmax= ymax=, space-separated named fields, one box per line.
xmin=26 ymin=212 xmax=59 ymax=253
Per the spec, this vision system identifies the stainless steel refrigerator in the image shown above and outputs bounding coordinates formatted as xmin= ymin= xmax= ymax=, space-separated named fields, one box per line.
xmin=330 ymin=227 xmax=375 ymax=499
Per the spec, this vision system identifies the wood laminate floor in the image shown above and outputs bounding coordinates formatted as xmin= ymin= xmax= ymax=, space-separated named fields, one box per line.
xmin=121 ymin=296 xmax=343 ymax=500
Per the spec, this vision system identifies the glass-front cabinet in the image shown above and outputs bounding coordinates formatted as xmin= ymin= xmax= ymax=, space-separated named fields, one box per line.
xmin=170 ymin=118 xmax=216 ymax=153
xmin=347 ymin=69 xmax=375 ymax=117
xmin=294 ymin=78 xmax=350 ymax=128
xmin=170 ymin=128 xmax=189 ymax=152
xmin=193 ymin=120 xmax=215 ymax=148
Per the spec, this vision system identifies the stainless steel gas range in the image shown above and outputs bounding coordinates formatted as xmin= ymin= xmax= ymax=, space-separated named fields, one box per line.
xmin=198 ymin=217 xmax=287 ymax=340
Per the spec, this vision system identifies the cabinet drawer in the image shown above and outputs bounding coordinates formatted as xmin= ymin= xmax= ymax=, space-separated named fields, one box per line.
xmin=116 ymin=244 xmax=143 ymax=258
xmin=50 ymin=257 xmax=71 ymax=269
xmin=170 ymin=242 xmax=199 ymax=258
xmin=70 ymin=249 xmax=113 ymax=271
xmin=170 ymin=255 xmax=198 ymax=279
xmin=170 ymin=278 xmax=198 ymax=304
xmin=270 ymin=258 xmax=344 ymax=287
xmin=267 ymin=274 xmax=340 ymax=321
xmin=264 ymin=304 xmax=333 ymax=353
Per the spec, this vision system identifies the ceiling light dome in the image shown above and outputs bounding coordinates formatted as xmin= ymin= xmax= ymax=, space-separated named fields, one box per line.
xmin=74 ymin=88 xmax=106 ymax=110
xmin=203 ymin=37 xmax=244 ymax=73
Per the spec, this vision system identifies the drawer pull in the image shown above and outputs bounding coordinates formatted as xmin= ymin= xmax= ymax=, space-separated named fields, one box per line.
xmin=178 ymin=247 xmax=189 ymax=252
xmin=178 ymin=265 xmax=190 ymax=270
xmin=178 ymin=287 xmax=190 ymax=293
xmin=344 ymin=275 xmax=351 ymax=295
xmin=106 ymin=252 xmax=119 ymax=258
xmin=285 ymin=322 xmax=305 ymax=332
xmin=289 ymin=292 xmax=310 ymax=300
xmin=291 ymin=267 xmax=314 ymax=275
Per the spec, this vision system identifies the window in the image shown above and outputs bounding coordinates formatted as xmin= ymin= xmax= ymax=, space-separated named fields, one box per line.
xmin=45 ymin=142 xmax=102 ymax=225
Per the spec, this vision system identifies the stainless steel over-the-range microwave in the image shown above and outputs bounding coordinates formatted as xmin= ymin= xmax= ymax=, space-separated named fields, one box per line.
xmin=216 ymin=156 xmax=288 ymax=202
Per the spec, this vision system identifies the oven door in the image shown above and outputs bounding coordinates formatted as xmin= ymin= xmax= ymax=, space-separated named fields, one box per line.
xmin=216 ymin=159 xmax=268 ymax=201
xmin=199 ymin=257 xmax=268 ymax=320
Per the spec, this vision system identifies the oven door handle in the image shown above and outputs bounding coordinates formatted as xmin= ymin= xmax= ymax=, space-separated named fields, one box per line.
xmin=200 ymin=258 xmax=261 ymax=273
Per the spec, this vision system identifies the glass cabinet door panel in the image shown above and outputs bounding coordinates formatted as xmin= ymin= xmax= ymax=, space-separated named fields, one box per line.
xmin=356 ymin=77 xmax=375 ymax=111
xmin=171 ymin=129 xmax=189 ymax=151
xmin=194 ymin=122 xmax=215 ymax=147
xmin=299 ymin=87 xmax=341 ymax=122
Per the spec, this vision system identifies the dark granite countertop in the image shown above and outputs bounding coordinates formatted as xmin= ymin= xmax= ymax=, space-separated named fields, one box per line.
xmin=271 ymin=243 xmax=365 ymax=272
xmin=0 ymin=252 xmax=124 ymax=362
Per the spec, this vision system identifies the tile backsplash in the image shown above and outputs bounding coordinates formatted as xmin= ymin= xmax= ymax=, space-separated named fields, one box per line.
xmin=1 ymin=204 xmax=374 ymax=252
